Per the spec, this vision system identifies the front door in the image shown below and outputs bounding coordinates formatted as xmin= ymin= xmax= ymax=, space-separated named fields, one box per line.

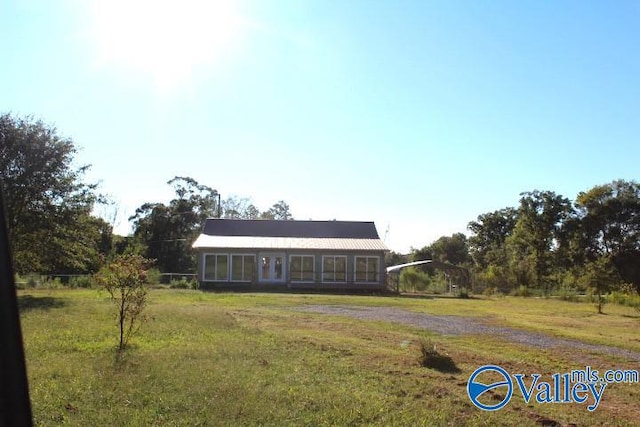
xmin=259 ymin=253 xmax=286 ymax=283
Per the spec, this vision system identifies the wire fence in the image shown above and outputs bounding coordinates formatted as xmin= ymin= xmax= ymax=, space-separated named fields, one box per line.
xmin=159 ymin=273 xmax=197 ymax=284
xmin=15 ymin=273 xmax=198 ymax=288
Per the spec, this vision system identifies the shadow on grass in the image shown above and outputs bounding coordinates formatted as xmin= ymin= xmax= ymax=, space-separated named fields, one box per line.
xmin=18 ymin=295 xmax=66 ymax=312
xmin=622 ymin=313 xmax=640 ymax=319
xmin=398 ymin=293 xmax=481 ymax=300
xmin=397 ymin=293 xmax=435 ymax=300
xmin=421 ymin=354 xmax=461 ymax=374
xmin=419 ymin=339 xmax=461 ymax=374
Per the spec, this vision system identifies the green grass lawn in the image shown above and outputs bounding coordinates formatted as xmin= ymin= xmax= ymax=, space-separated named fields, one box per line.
xmin=18 ymin=289 xmax=640 ymax=426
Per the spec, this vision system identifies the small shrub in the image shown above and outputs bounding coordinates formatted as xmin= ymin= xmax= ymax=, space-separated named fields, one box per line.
xmin=170 ymin=278 xmax=190 ymax=289
xmin=146 ymin=268 xmax=162 ymax=285
xmin=483 ymin=286 xmax=497 ymax=297
xmin=417 ymin=339 xmax=460 ymax=373
xmin=48 ymin=278 xmax=64 ymax=289
xmin=168 ymin=277 xmax=198 ymax=289
xmin=400 ymin=267 xmax=430 ymax=292
xmin=69 ymin=275 xmax=93 ymax=288
xmin=24 ymin=273 xmax=43 ymax=288
xmin=95 ymin=254 xmax=153 ymax=351
xmin=428 ymin=281 xmax=447 ymax=294
xmin=557 ymin=286 xmax=580 ymax=302
xmin=510 ymin=285 xmax=541 ymax=297
xmin=457 ymin=287 xmax=470 ymax=299
xmin=609 ymin=291 xmax=627 ymax=306
xmin=609 ymin=286 xmax=640 ymax=310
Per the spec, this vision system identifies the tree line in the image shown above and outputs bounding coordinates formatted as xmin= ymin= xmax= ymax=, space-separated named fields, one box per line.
xmin=395 ymin=183 xmax=640 ymax=299
xmin=468 ymin=184 xmax=640 ymax=296
xmin=128 ymin=177 xmax=292 ymax=273
xmin=0 ymin=113 xmax=292 ymax=277
xmin=2 ymin=112 xmax=639 ymax=300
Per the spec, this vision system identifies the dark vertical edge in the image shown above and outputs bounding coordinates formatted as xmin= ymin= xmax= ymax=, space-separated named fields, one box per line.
xmin=0 ymin=185 xmax=33 ymax=426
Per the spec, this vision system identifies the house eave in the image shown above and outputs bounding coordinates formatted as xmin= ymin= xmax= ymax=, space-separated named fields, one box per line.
xmin=192 ymin=235 xmax=388 ymax=252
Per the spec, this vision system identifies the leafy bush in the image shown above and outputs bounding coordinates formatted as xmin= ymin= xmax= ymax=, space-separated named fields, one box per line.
xmin=476 ymin=265 xmax=511 ymax=291
xmin=609 ymin=286 xmax=640 ymax=309
xmin=510 ymin=285 xmax=534 ymax=297
xmin=427 ymin=275 xmax=448 ymax=294
xmin=22 ymin=273 xmax=44 ymax=288
xmin=400 ymin=267 xmax=430 ymax=292
xmin=557 ymin=286 xmax=580 ymax=302
xmin=68 ymin=275 xmax=93 ymax=288
xmin=48 ymin=278 xmax=64 ymax=289
xmin=146 ymin=268 xmax=162 ymax=285
xmin=168 ymin=277 xmax=199 ymax=289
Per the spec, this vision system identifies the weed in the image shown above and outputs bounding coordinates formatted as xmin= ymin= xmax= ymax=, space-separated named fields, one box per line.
xmin=169 ymin=278 xmax=198 ymax=289
xmin=417 ymin=338 xmax=460 ymax=373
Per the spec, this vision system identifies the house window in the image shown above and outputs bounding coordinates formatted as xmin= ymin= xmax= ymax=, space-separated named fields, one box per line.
xmin=290 ymin=255 xmax=315 ymax=282
xmin=322 ymin=255 xmax=347 ymax=283
xmin=231 ymin=255 xmax=255 ymax=282
xmin=355 ymin=256 xmax=379 ymax=283
xmin=204 ymin=254 xmax=229 ymax=281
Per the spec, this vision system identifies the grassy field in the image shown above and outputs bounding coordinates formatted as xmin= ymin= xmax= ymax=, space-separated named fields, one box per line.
xmin=18 ymin=289 xmax=640 ymax=426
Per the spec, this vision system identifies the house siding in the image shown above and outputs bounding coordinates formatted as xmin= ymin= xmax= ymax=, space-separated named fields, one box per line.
xmin=193 ymin=219 xmax=389 ymax=292
xmin=195 ymin=249 xmax=387 ymax=291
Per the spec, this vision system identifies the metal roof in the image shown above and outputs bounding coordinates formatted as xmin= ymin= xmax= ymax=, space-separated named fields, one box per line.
xmin=201 ymin=219 xmax=381 ymax=239
xmin=386 ymin=260 xmax=434 ymax=272
xmin=192 ymin=235 xmax=388 ymax=251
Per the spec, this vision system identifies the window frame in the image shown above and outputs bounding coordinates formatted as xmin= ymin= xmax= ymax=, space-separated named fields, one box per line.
xmin=354 ymin=256 xmax=380 ymax=284
xmin=289 ymin=254 xmax=315 ymax=283
xmin=203 ymin=253 xmax=229 ymax=281
xmin=230 ymin=254 xmax=256 ymax=283
xmin=321 ymin=255 xmax=347 ymax=283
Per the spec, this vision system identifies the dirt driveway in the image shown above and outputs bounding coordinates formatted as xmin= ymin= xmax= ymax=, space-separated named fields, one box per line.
xmin=296 ymin=305 xmax=640 ymax=362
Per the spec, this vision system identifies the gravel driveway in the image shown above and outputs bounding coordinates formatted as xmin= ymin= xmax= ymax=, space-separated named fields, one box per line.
xmin=296 ymin=305 xmax=640 ymax=362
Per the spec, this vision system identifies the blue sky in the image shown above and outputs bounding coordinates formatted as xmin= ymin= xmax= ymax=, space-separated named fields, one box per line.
xmin=2 ymin=0 xmax=639 ymax=252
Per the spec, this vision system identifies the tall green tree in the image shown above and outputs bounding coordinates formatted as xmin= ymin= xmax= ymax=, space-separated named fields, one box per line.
xmin=221 ymin=196 xmax=260 ymax=219
xmin=506 ymin=190 xmax=572 ymax=288
xmin=0 ymin=113 xmax=106 ymax=274
xmin=427 ymin=233 xmax=471 ymax=266
xmin=467 ymin=207 xmax=518 ymax=269
xmin=260 ymin=200 xmax=293 ymax=220
xmin=385 ymin=251 xmax=409 ymax=267
xmin=409 ymin=233 xmax=470 ymax=279
xmin=573 ymin=180 xmax=640 ymax=290
xmin=129 ymin=177 xmax=218 ymax=273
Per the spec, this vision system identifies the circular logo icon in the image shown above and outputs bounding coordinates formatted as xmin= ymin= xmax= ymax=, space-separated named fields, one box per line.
xmin=467 ymin=365 xmax=513 ymax=411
